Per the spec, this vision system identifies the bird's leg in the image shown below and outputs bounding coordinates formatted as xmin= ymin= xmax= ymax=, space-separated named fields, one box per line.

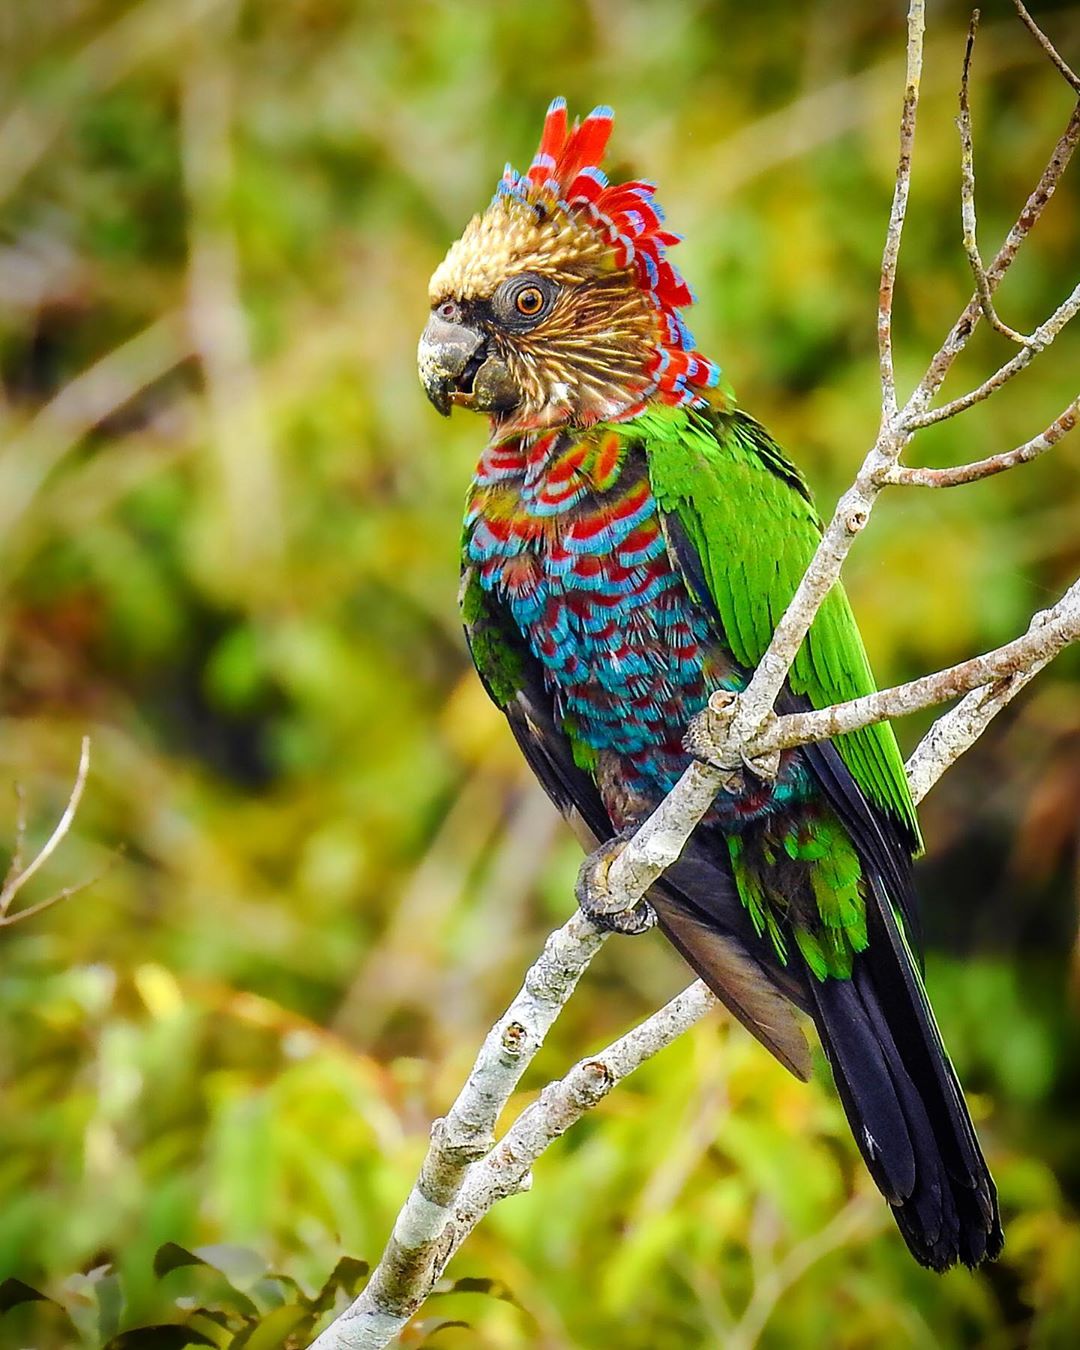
xmin=575 ymin=825 xmax=657 ymax=936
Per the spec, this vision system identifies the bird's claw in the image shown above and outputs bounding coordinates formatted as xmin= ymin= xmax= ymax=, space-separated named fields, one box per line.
xmin=574 ymin=828 xmax=657 ymax=936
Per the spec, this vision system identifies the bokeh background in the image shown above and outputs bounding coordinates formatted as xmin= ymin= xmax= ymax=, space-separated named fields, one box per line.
xmin=2 ymin=0 xmax=1079 ymax=1346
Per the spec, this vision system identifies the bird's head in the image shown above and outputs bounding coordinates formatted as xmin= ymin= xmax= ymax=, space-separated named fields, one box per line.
xmin=418 ymin=99 xmax=720 ymax=434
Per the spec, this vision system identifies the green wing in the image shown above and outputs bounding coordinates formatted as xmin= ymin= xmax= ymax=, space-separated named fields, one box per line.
xmin=638 ymin=402 xmax=921 ymax=850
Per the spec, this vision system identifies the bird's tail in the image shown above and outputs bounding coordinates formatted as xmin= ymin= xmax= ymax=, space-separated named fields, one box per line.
xmin=805 ymin=876 xmax=1003 ymax=1270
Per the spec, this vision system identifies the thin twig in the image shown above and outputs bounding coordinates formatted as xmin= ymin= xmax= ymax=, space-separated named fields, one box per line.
xmin=904 ymin=281 xmax=1080 ymax=430
xmin=887 ymin=395 xmax=1079 ymax=487
xmin=959 ymin=12 xmax=1028 ymax=345
xmin=2 ymin=783 xmax=28 ymax=892
xmin=1013 ymin=0 xmax=1080 ymax=96
xmin=0 ymin=851 xmax=122 ymax=930
xmin=0 ymin=736 xmax=91 ymax=919
xmin=910 ymin=101 xmax=1080 ymax=417
xmin=708 ymin=3 xmax=929 ymax=769
xmin=877 ymin=0 xmax=926 ymax=419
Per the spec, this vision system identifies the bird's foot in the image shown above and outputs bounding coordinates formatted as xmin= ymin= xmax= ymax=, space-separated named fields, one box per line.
xmin=575 ymin=827 xmax=657 ymax=936
xmin=684 ymin=691 xmax=781 ymax=785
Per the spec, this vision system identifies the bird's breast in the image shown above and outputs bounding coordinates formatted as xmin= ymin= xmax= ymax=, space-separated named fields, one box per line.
xmin=465 ymin=427 xmax=719 ymax=797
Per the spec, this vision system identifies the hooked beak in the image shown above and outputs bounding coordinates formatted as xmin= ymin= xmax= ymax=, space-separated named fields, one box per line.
xmin=418 ymin=313 xmax=519 ymax=417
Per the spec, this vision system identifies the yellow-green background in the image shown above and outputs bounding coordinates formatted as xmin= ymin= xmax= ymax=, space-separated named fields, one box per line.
xmin=1 ymin=0 xmax=1079 ymax=1345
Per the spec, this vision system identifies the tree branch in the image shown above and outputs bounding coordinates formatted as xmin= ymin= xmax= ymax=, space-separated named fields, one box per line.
xmin=904 ymin=280 xmax=1080 ymax=430
xmin=910 ymin=102 xmax=1080 ymax=418
xmin=688 ymin=577 xmax=1080 ymax=770
xmin=885 ymin=394 xmax=1078 ymax=487
xmin=335 ymin=908 xmax=607 ymax=1331
xmin=1013 ymin=0 xmax=1080 ymax=97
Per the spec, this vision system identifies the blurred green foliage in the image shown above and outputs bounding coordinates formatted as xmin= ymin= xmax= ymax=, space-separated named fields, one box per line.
xmin=1 ymin=0 xmax=1079 ymax=1345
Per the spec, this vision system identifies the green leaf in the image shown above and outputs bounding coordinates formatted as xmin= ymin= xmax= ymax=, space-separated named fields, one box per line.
xmin=152 ymin=1243 xmax=260 ymax=1318
xmin=433 ymin=1275 xmax=520 ymax=1306
xmin=310 ymin=1257 xmax=369 ymax=1314
xmin=154 ymin=1244 xmax=208 ymax=1280
xmin=0 ymin=1278 xmax=51 ymax=1314
xmin=228 ymin=1303 xmax=313 ymax=1349
xmin=105 ymin=1327 xmax=219 ymax=1349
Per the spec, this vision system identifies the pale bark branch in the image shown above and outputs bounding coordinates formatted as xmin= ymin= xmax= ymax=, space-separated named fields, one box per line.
xmin=312 ymin=982 xmax=717 ymax=1350
xmin=689 ymin=578 xmax=1080 ymax=770
xmin=588 ymin=758 xmax=733 ymax=916
xmin=904 ymin=281 xmax=1080 ymax=431
xmin=903 ymin=648 xmax=1055 ymax=806
xmin=885 ymin=395 xmax=1079 ymax=487
xmin=327 ymin=908 xmax=607 ymax=1335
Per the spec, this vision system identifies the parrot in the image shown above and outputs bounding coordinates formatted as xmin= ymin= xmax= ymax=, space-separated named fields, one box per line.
xmin=417 ymin=98 xmax=1003 ymax=1271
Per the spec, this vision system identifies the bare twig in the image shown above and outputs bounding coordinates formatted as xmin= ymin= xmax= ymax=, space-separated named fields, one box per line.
xmin=877 ymin=0 xmax=926 ymax=419
xmin=959 ymin=12 xmax=1028 ymax=345
xmin=0 ymin=853 xmax=120 ymax=930
xmin=887 ymin=395 xmax=1079 ymax=487
xmin=0 ymin=737 xmax=91 ymax=924
xmin=1013 ymin=0 xmax=1080 ymax=97
xmin=2 ymin=783 xmax=28 ymax=893
xmin=905 ymin=281 xmax=1080 ymax=430
xmin=911 ymin=102 xmax=1080 ymax=417
xmin=708 ymin=3 xmax=933 ymax=777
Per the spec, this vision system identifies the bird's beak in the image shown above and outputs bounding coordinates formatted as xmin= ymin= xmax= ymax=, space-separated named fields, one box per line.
xmin=418 ymin=313 xmax=519 ymax=416
xmin=418 ymin=313 xmax=486 ymax=416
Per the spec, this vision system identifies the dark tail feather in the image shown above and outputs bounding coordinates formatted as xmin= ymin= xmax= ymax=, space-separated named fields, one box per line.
xmin=805 ymin=878 xmax=1003 ymax=1271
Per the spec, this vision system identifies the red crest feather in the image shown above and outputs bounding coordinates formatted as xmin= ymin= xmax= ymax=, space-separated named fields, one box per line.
xmin=496 ymin=98 xmax=720 ymax=410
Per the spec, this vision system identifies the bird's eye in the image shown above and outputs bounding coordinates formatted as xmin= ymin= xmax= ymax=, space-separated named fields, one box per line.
xmin=515 ymin=286 xmax=544 ymax=316
xmin=493 ymin=272 xmax=557 ymax=329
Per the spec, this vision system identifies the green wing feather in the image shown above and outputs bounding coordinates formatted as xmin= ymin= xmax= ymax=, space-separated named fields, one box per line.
xmin=638 ymin=402 xmax=921 ymax=851
xmin=460 ymin=561 xmax=526 ymax=708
